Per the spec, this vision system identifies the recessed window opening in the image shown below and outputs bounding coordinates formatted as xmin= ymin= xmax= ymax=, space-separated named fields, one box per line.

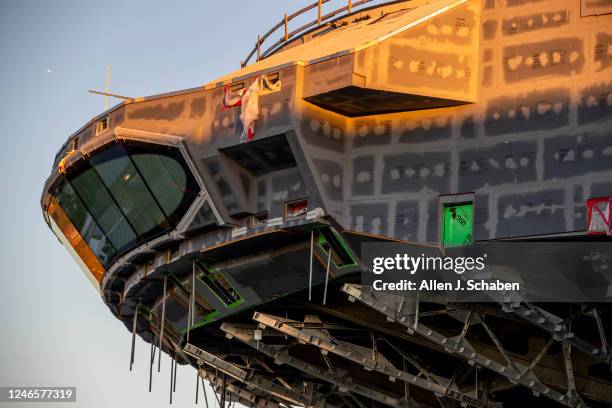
xmin=318 ymin=228 xmax=356 ymax=268
xmin=285 ymin=199 xmax=308 ymax=217
xmin=96 ymin=117 xmax=109 ymax=135
xmin=195 ymin=260 xmax=242 ymax=307
xmin=251 ymin=211 xmax=268 ymax=226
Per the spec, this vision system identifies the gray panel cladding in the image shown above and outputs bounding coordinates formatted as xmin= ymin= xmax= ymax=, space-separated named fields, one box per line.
xmin=381 ymin=151 xmax=451 ymax=194
xmin=497 ymin=189 xmax=566 ymax=237
xmin=577 ymin=81 xmax=612 ymax=124
xmin=459 ymin=141 xmax=537 ymax=191
xmin=399 ymin=116 xmax=452 ymax=143
xmin=312 ymin=159 xmax=343 ymax=202
xmin=348 ymin=202 xmax=389 ymax=236
xmin=544 ymin=132 xmax=612 ymax=179
xmin=270 ymin=168 xmax=307 ymax=206
xmin=353 ymin=120 xmax=392 ymax=147
xmin=485 ymin=88 xmax=570 ymax=136
xmin=352 ymin=155 xmax=375 ymax=196
xmin=592 ymin=181 xmax=612 ymax=198
xmin=501 ymin=10 xmax=569 ymax=36
xmin=394 ymin=200 xmax=420 ymax=241
xmin=502 ymin=37 xmax=584 ymax=84
xmin=128 ymin=101 xmax=185 ymax=120
xmin=202 ymin=157 xmax=242 ymax=214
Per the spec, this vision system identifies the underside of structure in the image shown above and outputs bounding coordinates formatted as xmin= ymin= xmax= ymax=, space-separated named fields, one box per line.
xmin=41 ymin=0 xmax=612 ymax=406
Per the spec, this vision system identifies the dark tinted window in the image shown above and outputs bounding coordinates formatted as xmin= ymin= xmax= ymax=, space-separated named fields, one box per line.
xmin=52 ymin=142 xmax=200 ymax=269
xmin=91 ymin=144 xmax=170 ymax=236
xmin=70 ymin=167 xmax=137 ymax=250
xmin=54 ymin=180 xmax=117 ymax=266
xmin=131 ymin=152 xmax=190 ymax=219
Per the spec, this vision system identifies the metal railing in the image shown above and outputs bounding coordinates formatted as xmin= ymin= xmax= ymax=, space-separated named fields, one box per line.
xmin=241 ymin=0 xmax=395 ymax=67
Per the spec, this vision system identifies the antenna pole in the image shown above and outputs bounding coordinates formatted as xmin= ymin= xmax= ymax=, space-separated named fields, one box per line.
xmin=104 ymin=64 xmax=110 ymax=110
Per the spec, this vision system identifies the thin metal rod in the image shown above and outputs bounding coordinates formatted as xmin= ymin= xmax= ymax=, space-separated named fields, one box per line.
xmin=308 ymin=230 xmax=314 ymax=301
xmin=149 ymin=335 xmax=156 ymax=392
xmin=170 ymin=355 xmax=174 ymax=404
xmin=284 ymin=14 xmax=288 ymax=41
xmin=317 ymin=0 xmax=322 ymax=24
xmin=322 ymin=247 xmax=332 ymax=305
xmin=104 ymin=64 xmax=110 ymax=110
xmin=158 ymin=275 xmax=167 ymax=372
xmin=195 ymin=368 xmax=200 ymax=404
xmin=348 ymin=0 xmax=352 ymax=13
xmin=257 ymin=34 xmax=261 ymax=61
xmin=89 ymin=89 xmax=132 ymax=100
xmin=173 ymin=357 xmax=178 ymax=392
xmin=130 ymin=306 xmax=138 ymax=371
xmin=201 ymin=377 xmax=210 ymax=408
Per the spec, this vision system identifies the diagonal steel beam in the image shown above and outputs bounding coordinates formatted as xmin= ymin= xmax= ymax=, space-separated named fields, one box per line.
xmin=184 ymin=343 xmax=310 ymax=406
xmin=220 ymin=322 xmax=404 ymax=407
xmin=500 ymin=300 xmax=610 ymax=365
xmin=253 ymin=311 xmax=494 ymax=408
xmin=342 ymin=284 xmax=589 ymax=408
xmin=200 ymin=367 xmax=279 ymax=408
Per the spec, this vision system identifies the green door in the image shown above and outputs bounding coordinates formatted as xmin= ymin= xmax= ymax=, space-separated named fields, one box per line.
xmin=442 ymin=203 xmax=473 ymax=247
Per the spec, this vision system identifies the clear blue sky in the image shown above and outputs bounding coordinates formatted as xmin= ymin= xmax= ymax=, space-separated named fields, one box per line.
xmin=0 ymin=1 xmax=321 ymax=406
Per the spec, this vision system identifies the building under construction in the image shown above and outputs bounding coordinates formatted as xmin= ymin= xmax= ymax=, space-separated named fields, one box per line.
xmin=41 ymin=0 xmax=612 ymax=406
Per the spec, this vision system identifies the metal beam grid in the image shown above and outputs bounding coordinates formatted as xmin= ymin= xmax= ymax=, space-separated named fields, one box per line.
xmin=253 ymin=311 xmax=495 ymax=408
xmin=342 ymin=284 xmax=590 ymax=408
xmin=183 ymin=343 xmax=310 ymax=406
xmin=200 ymin=368 xmax=279 ymax=408
xmin=221 ymin=322 xmax=405 ymax=407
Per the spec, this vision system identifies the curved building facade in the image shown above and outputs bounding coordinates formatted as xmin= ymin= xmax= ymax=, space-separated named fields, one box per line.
xmin=42 ymin=1 xmax=612 ymax=407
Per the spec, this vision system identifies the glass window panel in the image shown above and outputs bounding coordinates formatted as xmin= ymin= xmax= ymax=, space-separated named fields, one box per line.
xmin=91 ymin=145 xmax=170 ymax=236
xmin=54 ymin=181 xmax=116 ymax=266
xmin=48 ymin=197 xmax=105 ymax=284
xmin=70 ymin=166 xmax=138 ymax=251
xmin=131 ymin=153 xmax=187 ymax=217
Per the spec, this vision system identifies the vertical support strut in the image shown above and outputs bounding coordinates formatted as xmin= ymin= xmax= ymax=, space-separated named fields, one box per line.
xmin=348 ymin=0 xmax=353 ymax=14
xmin=170 ymin=354 xmax=174 ymax=404
xmin=173 ymin=357 xmax=178 ymax=393
xmin=159 ymin=275 xmax=167 ymax=372
xmin=201 ymin=377 xmax=210 ymax=408
xmin=196 ymin=367 xmax=200 ymax=404
xmin=322 ymin=247 xmax=332 ymax=306
xmin=309 ymin=230 xmax=314 ymax=301
xmin=317 ymin=0 xmax=322 ymax=25
xmin=562 ymin=341 xmax=576 ymax=396
xmin=257 ymin=35 xmax=261 ymax=61
xmin=220 ymin=373 xmax=227 ymax=408
xmin=130 ymin=306 xmax=138 ymax=371
xmin=593 ymin=308 xmax=609 ymax=355
xmin=149 ymin=334 xmax=156 ymax=392
xmin=284 ymin=13 xmax=288 ymax=41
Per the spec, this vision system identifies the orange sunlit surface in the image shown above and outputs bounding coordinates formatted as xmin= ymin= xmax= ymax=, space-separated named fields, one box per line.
xmin=47 ymin=197 xmax=105 ymax=283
